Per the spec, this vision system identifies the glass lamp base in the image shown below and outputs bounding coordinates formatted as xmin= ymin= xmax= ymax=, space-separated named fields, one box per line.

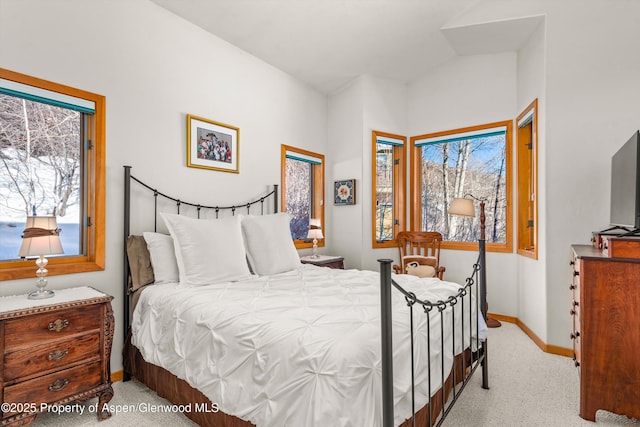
xmin=28 ymin=289 xmax=55 ymax=300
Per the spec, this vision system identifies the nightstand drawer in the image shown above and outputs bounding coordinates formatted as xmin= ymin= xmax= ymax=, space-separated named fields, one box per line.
xmin=319 ymin=259 xmax=344 ymax=269
xmin=300 ymin=255 xmax=344 ymax=269
xmin=4 ymin=305 xmax=102 ymax=352
xmin=4 ymin=333 xmax=100 ymax=382
xmin=3 ymin=361 xmax=102 ymax=418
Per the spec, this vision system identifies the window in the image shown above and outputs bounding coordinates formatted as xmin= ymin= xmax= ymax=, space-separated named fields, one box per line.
xmin=410 ymin=121 xmax=512 ymax=252
xmin=372 ymin=131 xmax=406 ymax=248
xmin=281 ymin=145 xmax=324 ymax=249
xmin=0 ymin=68 xmax=105 ymax=280
xmin=516 ymin=99 xmax=538 ymax=259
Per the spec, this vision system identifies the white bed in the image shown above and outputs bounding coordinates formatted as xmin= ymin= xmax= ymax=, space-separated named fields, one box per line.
xmin=122 ymin=168 xmax=489 ymax=427
xmin=131 ymin=265 xmax=485 ymax=427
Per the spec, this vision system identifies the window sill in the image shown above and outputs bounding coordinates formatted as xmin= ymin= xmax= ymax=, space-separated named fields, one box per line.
xmin=441 ymin=241 xmax=513 ymax=253
xmin=517 ymin=248 xmax=538 ymax=259
xmin=294 ymin=240 xmax=325 ymax=250
xmin=0 ymin=257 xmax=105 ymax=281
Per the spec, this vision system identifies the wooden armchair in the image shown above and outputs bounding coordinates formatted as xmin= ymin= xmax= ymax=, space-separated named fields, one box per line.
xmin=393 ymin=231 xmax=446 ymax=279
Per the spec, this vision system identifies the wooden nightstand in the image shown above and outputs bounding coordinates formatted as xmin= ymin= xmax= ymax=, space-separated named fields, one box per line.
xmin=300 ymin=255 xmax=344 ymax=269
xmin=0 ymin=287 xmax=114 ymax=426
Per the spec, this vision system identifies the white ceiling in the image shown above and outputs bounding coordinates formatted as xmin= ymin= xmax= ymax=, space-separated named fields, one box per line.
xmin=150 ymin=0 xmax=543 ymax=94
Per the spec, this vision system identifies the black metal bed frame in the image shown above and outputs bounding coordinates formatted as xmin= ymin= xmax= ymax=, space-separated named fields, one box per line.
xmin=378 ymin=253 xmax=489 ymax=427
xmin=123 ymin=165 xmax=488 ymax=425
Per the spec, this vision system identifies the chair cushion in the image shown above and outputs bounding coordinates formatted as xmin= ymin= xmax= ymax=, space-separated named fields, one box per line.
xmin=402 ymin=255 xmax=438 ymax=268
xmin=405 ymin=261 xmax=437 ymax=278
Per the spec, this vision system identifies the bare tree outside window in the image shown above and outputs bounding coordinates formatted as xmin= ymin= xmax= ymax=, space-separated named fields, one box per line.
xmin=0 ymin=94 xmax=81 ymax=260
xmin=375 ymin=143 xmax=394 ymax=242
xmin=371 ymin=131 xmax=405 ymax=248
xmin=281 ymin=145 xmax=324 ymax=249
xmin=418 ymin=135 xmax=507 ymax=244
xmin=285 ymin=157 xmax=312 ymax=240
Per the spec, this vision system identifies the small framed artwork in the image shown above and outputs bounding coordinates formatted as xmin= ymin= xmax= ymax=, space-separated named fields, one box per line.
xmin=334 ymin=179 xmax=356 ymax=205
xmin=187 ymin=114 xmax=239 ymax=173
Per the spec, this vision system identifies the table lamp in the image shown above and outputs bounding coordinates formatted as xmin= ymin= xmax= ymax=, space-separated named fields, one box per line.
xmin=307 ymin=218 xmax=323 ymax=258
xmin=18 ymin=216 xmax=63 ymax=300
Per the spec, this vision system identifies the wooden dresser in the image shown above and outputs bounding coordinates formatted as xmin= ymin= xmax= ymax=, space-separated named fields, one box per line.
xmin=0 ymin=287 xmax=114 ymax=426
xmin=570 ymin=240 xmax=640 ymax=421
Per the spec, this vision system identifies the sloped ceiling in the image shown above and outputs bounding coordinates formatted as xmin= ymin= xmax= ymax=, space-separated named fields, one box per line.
xmin=150 ymin=0 xmax=544 ymax=94
xmin=442 ymin=14 xmax=545 ymax=55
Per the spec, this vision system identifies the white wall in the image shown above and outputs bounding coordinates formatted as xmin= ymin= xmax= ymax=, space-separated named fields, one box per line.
xmin=543 ymin=0 xmax=640 ymax=346
xmin=407 ymin=53 xmax=519 ymax=318
xmin=516 ymin=21 xmax=547 ymax=341
xmin=360 ymin=76 xmax=409 ymax=271
xmin=327 ymin=75 xmax=407 ymax=271
xmin=327 ymin=77 xmax=366 ymax=268
xmin=0 ymin=0 xmax=327 ymax=372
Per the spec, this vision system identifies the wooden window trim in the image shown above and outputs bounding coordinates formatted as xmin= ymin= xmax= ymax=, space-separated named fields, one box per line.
xmin=0 ymin=68 xmax=105 ymax=281
xmin=372 ymin=130 xmax=406 ymax=248
xmin=280 ymin=145 xmax=325 ymax=250
xmin=516 ymin=99 xmax=538 ymax=259
xmin=409 ymin=121 xmax=513 ymax=253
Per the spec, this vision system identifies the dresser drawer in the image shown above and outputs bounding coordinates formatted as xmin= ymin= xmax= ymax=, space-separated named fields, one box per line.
xmin=4 ymin=333 xmax=100 ymax=382
xmin=4 ymin=305 xmax=102 ymax=352
xmin=571 ymin=255 xmax=581 ymax=273
xmin=2 ymin=361 xmax=102 ymax=418
xmin=572 ymin=301 xmax=581 ymax=324
xmin=573 ymin=334 xmax=581 ymax=372
xmin=571 ymin=260 xmax=581 ymax=300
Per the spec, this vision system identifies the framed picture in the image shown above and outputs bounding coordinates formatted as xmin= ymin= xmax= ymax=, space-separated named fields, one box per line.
xmin=334 ymin=179 xmax=356 ymax=205
xmin=187 ymin=114 xmax=239 ymax=173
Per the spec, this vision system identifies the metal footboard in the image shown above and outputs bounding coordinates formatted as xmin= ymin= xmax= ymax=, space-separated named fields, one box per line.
xmin=379 ymin=258 xmax=489 ymax=427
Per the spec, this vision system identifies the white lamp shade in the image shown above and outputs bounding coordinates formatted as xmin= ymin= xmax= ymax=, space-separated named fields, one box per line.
xmin=308 ymin=229 xmax=324 ymax=239
xmin=18 ymin=216 xmax=64 ymax=257
xmin=448 ymin=198 xmax=475 ymax=217
xmin=24 ymin=216 xmax=59 ymax=230
xmin=307 ymin=218 xmax=324 ymax=239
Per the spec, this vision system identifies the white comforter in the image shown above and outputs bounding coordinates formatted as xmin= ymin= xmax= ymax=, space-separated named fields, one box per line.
xmin=131 ymin=265 xmax=486 ymax=427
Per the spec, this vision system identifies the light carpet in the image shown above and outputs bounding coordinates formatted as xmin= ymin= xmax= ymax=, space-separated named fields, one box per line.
xmin=31 ymin=322 xmax=639 ymax=426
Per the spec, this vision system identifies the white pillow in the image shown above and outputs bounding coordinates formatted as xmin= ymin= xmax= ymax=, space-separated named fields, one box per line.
xmin=160 ymin=213 xmax=251 ymax=286
xmin=241 ymin=213 xmax=302 ymax=275
xmin=142 ymin=232 xmax=179 ymax=284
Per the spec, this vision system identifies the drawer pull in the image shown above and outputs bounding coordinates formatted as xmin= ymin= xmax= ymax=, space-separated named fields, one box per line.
xmin=48 ymin=319 xmax=69 ymax=332
xmin=569 ymin=284 xmax=576 ymax=290
xmin=573 ymin=271 xmax=580 ymax=277
xmin=574 ymin=360 xmax=580 ymax=368
xmin=48 ymin=349 xmax=69 ymax=361
xmin=570 ymin=332 xmax=580 ymax=339
xmin=573 ymin=301 xmax=579 ymax=307
xmin=570 ymin=309 xmax=576 ymax=315
xmin=48 ymin=378 xmax=69 ymax=392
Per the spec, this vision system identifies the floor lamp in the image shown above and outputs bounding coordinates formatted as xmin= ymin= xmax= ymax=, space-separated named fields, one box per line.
xmin=448 ymin=197 xmax=501 ymax=328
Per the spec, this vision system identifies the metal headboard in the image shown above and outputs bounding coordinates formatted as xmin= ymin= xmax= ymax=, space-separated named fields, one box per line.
xmin=122 ymin=165 xmax=278 ymax=377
